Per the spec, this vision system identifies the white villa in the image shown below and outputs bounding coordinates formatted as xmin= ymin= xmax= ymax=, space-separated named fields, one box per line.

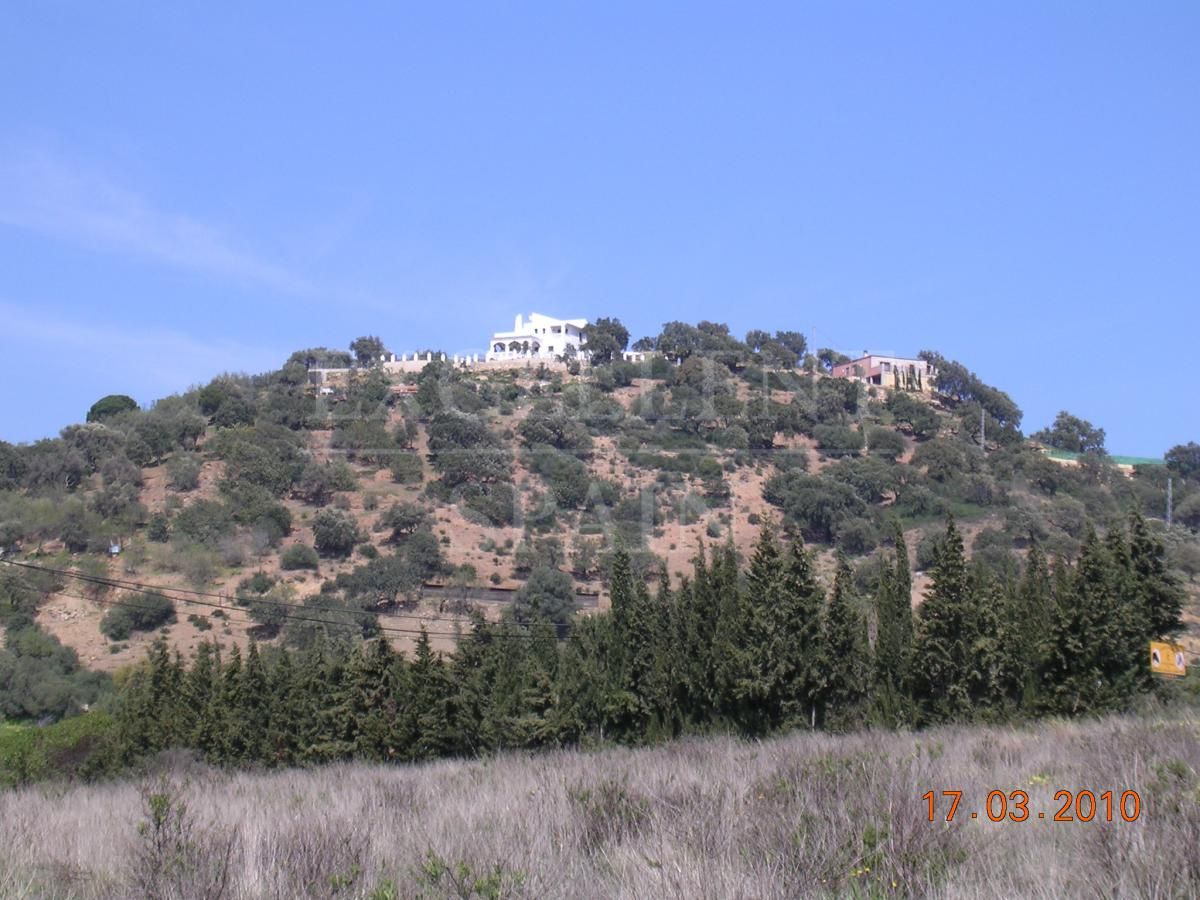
xmin=486 ymin=313 xmax=588 ymax=362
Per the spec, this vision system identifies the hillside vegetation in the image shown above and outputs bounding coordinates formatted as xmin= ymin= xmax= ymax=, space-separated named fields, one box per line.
xmin=1 ymin=321 xmax=1199 ymax=777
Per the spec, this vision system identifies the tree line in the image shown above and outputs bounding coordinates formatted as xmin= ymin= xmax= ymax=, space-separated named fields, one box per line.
xmin=110 ymin=511 xmax=1184 ymax=769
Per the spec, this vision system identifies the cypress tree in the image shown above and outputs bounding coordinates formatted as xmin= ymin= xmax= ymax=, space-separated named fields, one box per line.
xmin=447 ymin=611 xmax=495 ymax=755
xmin=776 ymin=536 xmax=826 ymax=729
xmin=408 ymin=628 xmax=454 ymax=760
xmin=1128 ymin=511 xmax=1184 ymax=641
xmin=216 ymin=645 xmax=244 ymax=764
xmin=238 ymin=640 xmax=269 ymax=763
xmin=347 ymin=638 xmax=401 ymax=760
xmin=822 ymin=555 xmax=871 ymax=730
xmin=643 ymin=568 xmax=681 ymax=740
xmin=912 ymin=516 xmax=985 ymax=724
xmin=554 ymin=614 xmax=614 ymax=744
xmin=1006 ymin=543 xmax=1054 ymax=709
xmin=728 ymin=524 xmax=787 ymax=735
xmin=264 ymin=646 xmax=298 ymax=765
xmin=185 ymin=640 xmax=222 ymax=759
xmin=873 ymin=524 xmax=915 ymax=726
xmin=603 ymin=544 xmax=643 ymax=738
xmin=674 ymin=542 xmax=723 ymax=725
xmin=1042 ymin=529 xmax=1145 ymax=716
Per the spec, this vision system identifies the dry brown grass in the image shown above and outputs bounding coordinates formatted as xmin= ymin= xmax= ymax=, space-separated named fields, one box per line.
xmin=2 ymin=714 xmax=1199 ymax=898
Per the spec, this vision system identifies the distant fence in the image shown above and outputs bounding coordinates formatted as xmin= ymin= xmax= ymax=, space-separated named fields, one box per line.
xmin=306 ymin=350 xmax=650 ymax=380
xmin=1043 ymin=448 xmax=1164 ymax=468
xmin=418 ymin=582 xmax=601 ymax=609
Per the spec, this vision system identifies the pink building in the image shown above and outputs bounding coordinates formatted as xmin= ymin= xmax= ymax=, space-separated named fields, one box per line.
xmin=830 ymin=353 xmax=937 ymax=390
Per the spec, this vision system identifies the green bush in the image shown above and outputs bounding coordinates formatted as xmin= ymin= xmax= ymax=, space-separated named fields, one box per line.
xmin=0 ymin=620 xmax=111 ymax=720
xmin=312 ymin=509 xmax=363 ymax=558
xmin=460 ymin=483 xmax=517 ymax=527
xmin=813 ymin=425 xmax=864 ymax=456
xmin=281 ymin=544 xmax=320 ymax=570
xmin=866 ymin=427 xmax=906 ymax=460
xmin=99 ymin=593 xmax=175 ymax=641
xmin=0 ymin=713 xmax=118 ymax=787
xmin=388 ymin=452 xmax=424 ymax=484
xmin=165 ymin=453 xmax=203 ymax=491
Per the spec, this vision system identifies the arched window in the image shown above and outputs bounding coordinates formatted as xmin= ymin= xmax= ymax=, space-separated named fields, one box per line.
xmin=493 ymin=343 xmax=505 ymax=353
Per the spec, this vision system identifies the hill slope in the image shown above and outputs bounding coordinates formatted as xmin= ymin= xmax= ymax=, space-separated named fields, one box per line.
xmin=1 ymin=329 xmax=1198 ymax=706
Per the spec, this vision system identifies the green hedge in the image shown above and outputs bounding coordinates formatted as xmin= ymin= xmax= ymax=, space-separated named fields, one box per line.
xmin=0 ymin=713 xmax=118 ymax=787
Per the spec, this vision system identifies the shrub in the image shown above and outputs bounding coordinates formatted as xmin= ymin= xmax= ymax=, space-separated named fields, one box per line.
xmin=0 ymin=712 xmax=118 ymax=787
xmin=812 ymin=425 xmax=864 ymax=456
xmin=836 ymin=518 xmax=879 ymax=556
xmin=377 ymin=502 xmax=432 ymax=543
xmin=172 ymin=501 xmax=235 ymax=547
xmin=147 ymin=513 xmax=171 ymax=543
xmin=460 ymin=483 xmax=517 ymax=527
xmin=166 ymin=454 xmax=203 ymax=491
xmin=866 ymin=427 xmax=906 ymax=460
xmin=514 ymin=566 xmax=576 ymax=626
xmin=312 ymin=509 xmax=363 ymax=558
xmin=915 ymin=531 xmax=943 ymax=570
xmin=100 ymin=593 xmax=176 ymax=641
xmin=281 ymin=544 xmax=320 ymax=570
xmin=772 ymin=449 xmax=809 ymax=472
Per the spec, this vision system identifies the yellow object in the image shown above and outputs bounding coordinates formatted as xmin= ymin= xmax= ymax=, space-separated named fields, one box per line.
xmin=1150 ymin=641 xmax=1187 ymax=677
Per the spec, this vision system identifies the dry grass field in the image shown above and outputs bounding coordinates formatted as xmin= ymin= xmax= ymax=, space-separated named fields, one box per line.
xmin=2 ymin=714 xmax=1198 ymax=899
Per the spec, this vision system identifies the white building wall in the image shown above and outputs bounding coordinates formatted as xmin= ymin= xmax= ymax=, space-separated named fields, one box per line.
xmin=485 ymin=312 xmax=589 ymax=361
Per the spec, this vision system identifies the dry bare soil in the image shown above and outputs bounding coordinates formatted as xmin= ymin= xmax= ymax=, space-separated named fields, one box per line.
xmin=2 ymin=714 xmax=1198 ymax=898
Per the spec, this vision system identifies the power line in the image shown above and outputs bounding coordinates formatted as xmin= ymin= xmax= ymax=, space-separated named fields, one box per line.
xmin=23 ymin=579 xmax=554 ymax=642
xmin=1 ymin=557 xmax=569 ymax=633
xmin=2 ymin=561 xmax=568 ymax=640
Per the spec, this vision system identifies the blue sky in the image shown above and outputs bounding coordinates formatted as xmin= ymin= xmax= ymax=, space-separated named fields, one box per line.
xmin=1 ymin=2 xmax=1197 ymax=455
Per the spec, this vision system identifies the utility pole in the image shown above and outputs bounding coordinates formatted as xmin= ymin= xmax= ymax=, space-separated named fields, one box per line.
xmin=1167 ymin=477 xmax=1174 ymax=526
